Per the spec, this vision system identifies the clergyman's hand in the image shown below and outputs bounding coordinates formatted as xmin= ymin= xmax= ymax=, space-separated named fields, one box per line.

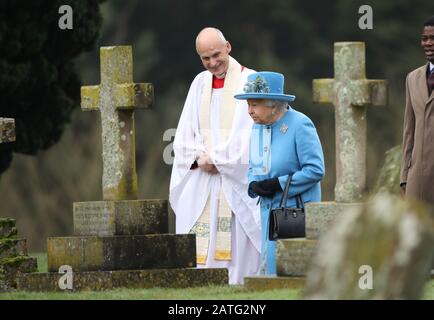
xmin=197 ymin=152 xmax=218 ymax=174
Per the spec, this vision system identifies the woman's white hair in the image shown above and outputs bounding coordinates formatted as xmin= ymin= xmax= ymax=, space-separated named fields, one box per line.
xmin=273 ymin=100 xmax=289 ymax=110
xmin=263 ymin=99 xmax=288 ymax=110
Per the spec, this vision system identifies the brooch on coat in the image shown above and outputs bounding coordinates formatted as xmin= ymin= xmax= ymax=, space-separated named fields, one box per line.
xmin=280 ymin=123 xmax=288 ymax=134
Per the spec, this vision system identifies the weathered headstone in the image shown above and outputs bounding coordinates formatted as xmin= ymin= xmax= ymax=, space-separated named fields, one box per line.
xmin=17 ymin=46 xmax=228 ymax=291
xmin=0 ymin=120 xmax=37 ymax=291
xmin=245 ymin=42 xmax=388 ymax=291
xmin=304 ymin=193 xmax=434 ymax=299
xmin=0 ymin=219 xmax=37 ymax=291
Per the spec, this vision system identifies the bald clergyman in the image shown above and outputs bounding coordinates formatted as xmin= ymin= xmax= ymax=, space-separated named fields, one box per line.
xmin=169 ymin=27 xmax=261 ymax=284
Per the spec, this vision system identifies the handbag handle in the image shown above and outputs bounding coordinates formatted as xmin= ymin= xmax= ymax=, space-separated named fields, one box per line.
xmin=279 ymin=175 xmax=291 ymax=208
xmin=278 ymin=175 xmax=304 ymax=209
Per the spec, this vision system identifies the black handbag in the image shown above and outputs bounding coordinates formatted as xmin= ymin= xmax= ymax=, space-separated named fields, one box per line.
xmin=268 ymin=176 xmax=305 ymax=240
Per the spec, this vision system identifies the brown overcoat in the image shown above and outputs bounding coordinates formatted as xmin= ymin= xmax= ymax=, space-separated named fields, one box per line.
xmin=400 ymin=63 xmax=434 ymax=205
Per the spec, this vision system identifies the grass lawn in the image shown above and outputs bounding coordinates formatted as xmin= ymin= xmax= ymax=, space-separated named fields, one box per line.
xmin=0 ymin=253 xmax=432 ymax=300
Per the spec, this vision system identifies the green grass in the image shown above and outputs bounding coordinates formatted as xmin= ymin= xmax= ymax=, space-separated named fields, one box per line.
xmin=0 ymin=253 xmax=432 ymax=300
xmin=0 ymin=285 xmax=302 ymax=300
xmin=0 ymin=252 xmax=302 ymax=300
xmin=33 ymin=252 xmax=47 ymax=272
xmin=422 ymin=279 xmax=434 ymax=300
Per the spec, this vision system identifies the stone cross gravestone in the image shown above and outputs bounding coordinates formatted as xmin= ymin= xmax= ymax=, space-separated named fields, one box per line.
xmin=17 ymin=46 xmax=228 ymax=291
xmin=312 ymin=42 xmax=387 ymax=202
xmin=81 ymin=46 xmax=153 ymax=201
xmin=244 ymin=42 xmax=388 ymax=291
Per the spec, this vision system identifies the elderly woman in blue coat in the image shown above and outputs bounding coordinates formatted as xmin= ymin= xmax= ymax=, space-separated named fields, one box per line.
xmin=234 ymin=71 xmax=325 ymax=275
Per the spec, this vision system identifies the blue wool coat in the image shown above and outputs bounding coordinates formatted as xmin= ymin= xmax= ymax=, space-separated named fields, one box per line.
xmin=247 ymin=107 xmax=325 ymax=275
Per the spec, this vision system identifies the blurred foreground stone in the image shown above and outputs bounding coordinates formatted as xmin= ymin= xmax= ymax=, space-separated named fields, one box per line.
xmin=304 ymin=193 xmax=434 ymax=299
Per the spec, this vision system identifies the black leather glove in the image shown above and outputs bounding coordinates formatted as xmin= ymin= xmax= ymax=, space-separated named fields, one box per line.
xmin=249 ymin=178 xmax=282 ymax=198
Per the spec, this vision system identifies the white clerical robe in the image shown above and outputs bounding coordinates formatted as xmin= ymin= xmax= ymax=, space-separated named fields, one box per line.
xmin=169 ymin=64 xmax=261 ymax=284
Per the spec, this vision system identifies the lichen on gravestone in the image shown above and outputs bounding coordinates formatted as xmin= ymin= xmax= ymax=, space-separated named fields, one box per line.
xmin=374 ymin=145 xmax=402 ymax=195
xmin=0 ymin=218 xmax=37 ymax=291
xmin=0 ymin=238 xmax=17 ymax=250
xmin=0 ymin=218 xmax=18 ymax=238
xmin=0 ymin=255 xmax=38 ymax=290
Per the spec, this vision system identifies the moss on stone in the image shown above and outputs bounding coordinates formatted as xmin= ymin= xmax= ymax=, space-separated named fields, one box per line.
xmin=0 ymin=255 xmax=31 ymax=267
xmin=0 ymin=218 xmax=15 ymax=228
xmin=0 ymin=238 xmax=18 ymax=248
xmin=0 ymin=256 xmax=38 ymax=281
xmin=0 ymin=219 xmax=18 ymax=239
xmin=0 ymin=256 xmax=37 ymax=290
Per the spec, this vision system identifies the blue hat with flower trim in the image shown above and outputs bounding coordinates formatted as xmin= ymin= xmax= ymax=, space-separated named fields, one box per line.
xmin=234 ymin=71 xmax=295 ymax=102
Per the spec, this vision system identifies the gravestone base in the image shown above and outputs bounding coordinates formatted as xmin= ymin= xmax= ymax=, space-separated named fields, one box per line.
xmin=17 ymin=267 xmax=228 ymax=291
xmin=0 ymin=238 xmax=28 ymax=259
xmin=305 ymin=202 xmax=363 ymax=239
xmin=0 ymin=218 xmax=37 ymax=291
xmin=244 ymin=275 xmax=305 ymax=291
xmin=47 ymin=234 xmax=196 ymax=272
xmin=0 ymin=256 xmax=38 ymax=290
xmin=276 ymin=239 xmax=317 ymax=276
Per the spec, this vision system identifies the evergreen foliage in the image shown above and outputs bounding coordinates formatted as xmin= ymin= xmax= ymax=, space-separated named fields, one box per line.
xmin=0 ymin=0 xmax=104 ymax=173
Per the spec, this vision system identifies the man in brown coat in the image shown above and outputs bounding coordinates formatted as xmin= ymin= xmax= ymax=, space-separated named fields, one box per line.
xmin=400 ymin=15 xmax=434 ymax=206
